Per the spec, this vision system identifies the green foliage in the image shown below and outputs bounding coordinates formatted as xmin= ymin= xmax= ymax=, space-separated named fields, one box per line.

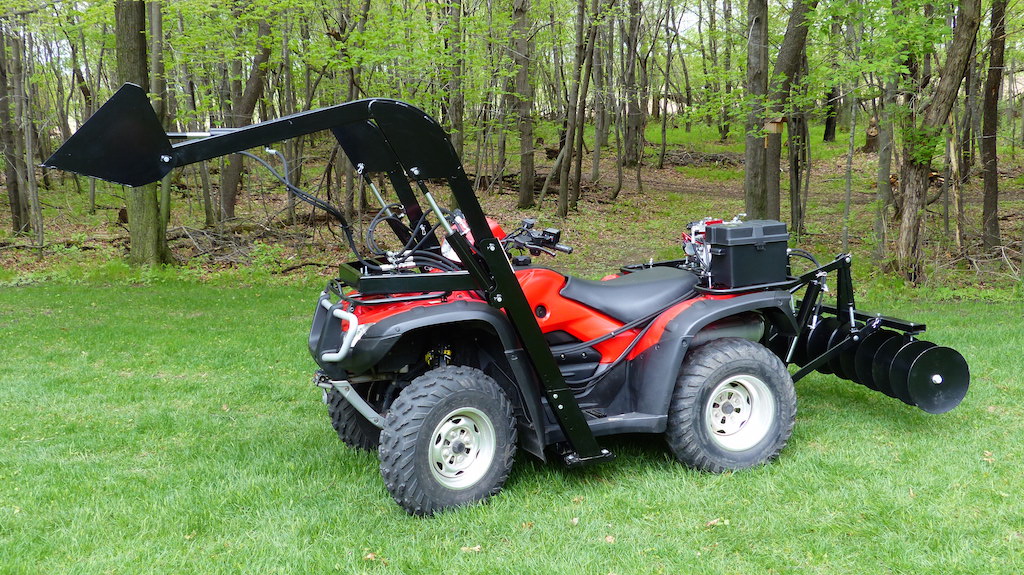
xmin=902 ymin=124 xmax=945 ymax=166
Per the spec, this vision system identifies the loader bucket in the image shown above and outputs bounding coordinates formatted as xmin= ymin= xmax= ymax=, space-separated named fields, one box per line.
xmin=43 ymin=83 xmax=174 ymax=187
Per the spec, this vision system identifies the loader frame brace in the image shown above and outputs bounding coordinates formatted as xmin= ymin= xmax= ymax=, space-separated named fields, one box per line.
xmin=787 ymin=254 xmax=924 ymax=382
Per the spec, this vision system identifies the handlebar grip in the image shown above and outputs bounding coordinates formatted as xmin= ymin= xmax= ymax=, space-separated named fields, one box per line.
xmin=554 ymin=244 xmax=573 ymax=254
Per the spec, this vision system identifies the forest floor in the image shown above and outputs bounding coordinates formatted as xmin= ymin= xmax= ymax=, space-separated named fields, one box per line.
xmin=2 ymin=126 xmax=1023 ymax=297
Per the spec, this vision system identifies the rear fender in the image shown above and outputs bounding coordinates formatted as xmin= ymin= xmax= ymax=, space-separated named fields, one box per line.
xmin=631 ymin=291 xmax=797 ymax=418
xmin=345 ymin=300 xmax=549 ymax=460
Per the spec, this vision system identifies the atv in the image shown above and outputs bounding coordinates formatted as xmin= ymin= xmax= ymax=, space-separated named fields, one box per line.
xmin=46 ymin=84 xmax=971 ymax=515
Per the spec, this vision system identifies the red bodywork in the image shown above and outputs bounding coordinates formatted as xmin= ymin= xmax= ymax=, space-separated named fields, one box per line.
xmin=346 ymin=266 xmax=731 ymax=365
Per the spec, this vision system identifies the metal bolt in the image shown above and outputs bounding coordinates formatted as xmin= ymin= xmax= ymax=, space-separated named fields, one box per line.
xmin=410 ymin=167 xmax=420 ymax=176
xmin=493 ymin=294 xmax=503 ymax=303
xmin=557 ymin=405 xmax=564 ymax=410
xmin=160 ymin=155 xmax=172 ymax=163
xmin=931 ymin=374 xmax=943 ymax=385
xmin=487 ymin=244 xmax=496 ymax=252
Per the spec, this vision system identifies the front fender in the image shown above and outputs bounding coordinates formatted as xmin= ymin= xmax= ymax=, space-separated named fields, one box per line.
xmin=313 ymin=298 xmax=549 ymax=460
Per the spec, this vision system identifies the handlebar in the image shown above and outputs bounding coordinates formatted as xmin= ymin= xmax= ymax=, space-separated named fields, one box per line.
xmin=502 ymin=227 xmax=573 ymax=258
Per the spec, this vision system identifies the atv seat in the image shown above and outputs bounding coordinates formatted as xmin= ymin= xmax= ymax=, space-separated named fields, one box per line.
xmin=560 ymin=267 xmax=699 ymax=323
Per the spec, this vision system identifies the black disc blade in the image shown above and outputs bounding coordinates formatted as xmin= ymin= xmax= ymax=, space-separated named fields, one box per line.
xmin=827 ymin=322 xmax=857 ymax=380
xmin=907 ymin=346 xmax=971 ymax=414
xmin=855 ymin=330 xmax=899 ymax=391
xmin=806 ymin=317 xmax=840 ymax=375
xmin=871 ymin=336 xmax=907 ymax=399
xmin=838 ymin=324 xmax=867 ymax=384
xmin=888 ymin=340 xmax=937 ymax=405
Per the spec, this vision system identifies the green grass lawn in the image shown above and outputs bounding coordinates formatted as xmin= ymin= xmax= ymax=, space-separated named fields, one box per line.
xmin=1 ymin=281 xmax=1022 ymax=574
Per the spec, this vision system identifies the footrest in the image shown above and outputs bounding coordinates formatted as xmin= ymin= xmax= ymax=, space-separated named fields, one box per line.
xmin=562 ymin=448 xmax=615 ymax=468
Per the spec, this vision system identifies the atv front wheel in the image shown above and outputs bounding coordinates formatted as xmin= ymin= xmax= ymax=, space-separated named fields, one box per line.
xmin=378 ymin=366 xmax=517 ymax=515
xmin=325 ymin=388 xmax=381 ymax=451
xmin=666 ymin=338 xmax=796 ymax=472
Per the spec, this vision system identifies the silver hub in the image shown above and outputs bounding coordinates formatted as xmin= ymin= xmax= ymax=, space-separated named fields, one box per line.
xmin=428 ymin=407 xmax=496 ymax=490
xmin=704 ymin=374 xmax=775 ymax=452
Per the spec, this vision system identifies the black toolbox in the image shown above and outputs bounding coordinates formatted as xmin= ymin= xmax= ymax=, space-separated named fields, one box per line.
xmin=706 ymin=220 xmax=789 ymax=288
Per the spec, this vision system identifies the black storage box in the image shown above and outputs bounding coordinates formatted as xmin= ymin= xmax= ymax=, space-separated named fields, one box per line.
xmin=706 ymin=220 xmax=789 ymax=288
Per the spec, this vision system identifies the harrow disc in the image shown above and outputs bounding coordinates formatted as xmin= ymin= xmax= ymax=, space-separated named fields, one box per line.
xmin=887 ymin=340 xmax=937 ymax=405
xmin=870 ymin=336 xmax=907 ymax=399
xmin=838 ymin=324 xmax=866 ymax=384
xmin=805 ymin=317 xmax=841 ymax=375
xmin=854 ymin=329 xmax=900 ymax=391
xmin=906 ymin=346 xmax=970 ymax=414
xmin=827 ymin=322 xmax=858 ymax=380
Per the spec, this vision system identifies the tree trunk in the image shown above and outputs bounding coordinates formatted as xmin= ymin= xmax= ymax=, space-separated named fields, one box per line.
xmin=557 ymin=0 xmax=589 ymax=216
xmin=743 ymin=0 xmax=768 ymax=218
xmin=873 ymin=80 xmax=896 ymax=262
xmin=591 ymin=23 xmax=606 ymax=184
xmin=512 ymin=0 xmax=536 ymax=209
xmin=981 ymin=0 xmax=1006 ymax=250
xmin=10 ymin=31 xmax=42 ymax=249
xmin=822 ymin=85 xmax=839 ymax=142
xmin=621 ymin=0 xmax=644 ymax=167
xmin=719 ymin=0 xmax=732 ymax=141
xmin=0 ymin=28 xmax=27 ymax=234
xmin=569 ymin=0 xmax=602 ymax=209
xmin=657 ymin=2 xmax=675 ymax=170
xmin=116 ymin=0 xmax=171 ymax=265
xmin=148 ymin=1 xmax=171 ymax=236
xmin=959 ymin=47 xmax=977 ymax=181
xmin=446 ymin=0 xmax=465 ymax=159
xmin=681 ymin=53 xmax=692 ymax=132
xmin=218 ymin=20 xmax=272 ymax=221
xmin=788 ymin=111 xmax=809 ymax=234
xmin=896 ymin=0 xmax=980 ymax=281
xmin=763 ymin=0 xmax=819 ymax=223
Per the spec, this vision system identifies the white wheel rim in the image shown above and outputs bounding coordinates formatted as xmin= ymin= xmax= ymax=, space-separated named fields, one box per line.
xmin=704 ymin=374 xmax=775 ymax=452
xmin=428 ymin=407 xmax=497 ymax=490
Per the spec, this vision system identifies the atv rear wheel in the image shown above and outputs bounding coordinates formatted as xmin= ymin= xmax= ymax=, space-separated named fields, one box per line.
xmin=378 ymin=366 xmax=517 ymax=515
xmin=325 ymin=389 xmax=381 ymax=451
xmin=667 ymin=338 xmax=796 ymax=472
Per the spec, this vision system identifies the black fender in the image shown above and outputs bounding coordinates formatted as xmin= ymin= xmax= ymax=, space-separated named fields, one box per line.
xmin=631 ymin=290 xmax=798 ymax=420
xmin=323 ymin=299 xmax=549 ymax=460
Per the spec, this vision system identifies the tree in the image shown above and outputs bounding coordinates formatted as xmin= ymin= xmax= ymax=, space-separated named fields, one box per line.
xmin=115 ymin=0 xmax=171 ymax=265
xmin=981 ymin=0 xmax=1006 ymax=251
xmin=445 ymin=0 xmax=465 ymax=159
xmin=621 ymin=0 xmax=645 ymax=167
xmin=896 ymin=0 xmax=980 ymax=281
xmin=764 ymin=0 xmax=819 ymax=222
xmin=743 ymin=0 xmax=768 ymax=218
xmin=512 ymin=0 xmax=536 ymax=209
xmin=218 ymin=18 xmax=272 ymax=222
xmin=0 ymin=26 xmax=28 ymax=234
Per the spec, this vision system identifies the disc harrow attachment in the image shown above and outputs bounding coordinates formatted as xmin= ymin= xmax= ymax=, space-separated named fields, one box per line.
xmin=786 ymin=255 xmax=970 ymax=415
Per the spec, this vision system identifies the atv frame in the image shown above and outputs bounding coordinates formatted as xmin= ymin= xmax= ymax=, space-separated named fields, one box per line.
xmin=46 ymin=84 xmax=970 ymax=515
